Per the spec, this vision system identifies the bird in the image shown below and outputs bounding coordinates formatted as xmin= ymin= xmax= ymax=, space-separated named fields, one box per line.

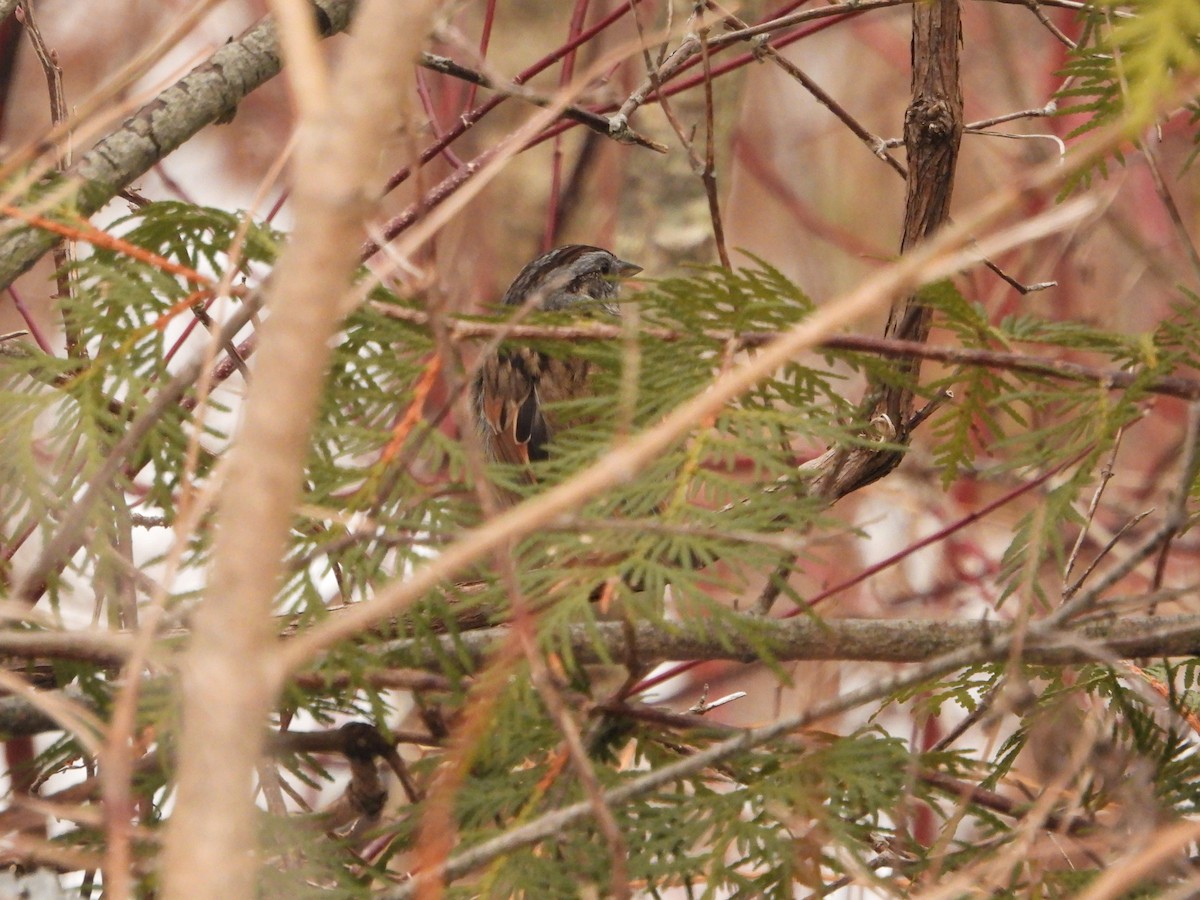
xmin=472 ymin=244 xmax=642 ymax=467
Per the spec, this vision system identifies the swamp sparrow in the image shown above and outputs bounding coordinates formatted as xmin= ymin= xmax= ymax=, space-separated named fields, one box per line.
xmin=473 ymin=245 xmax=642 ymax=465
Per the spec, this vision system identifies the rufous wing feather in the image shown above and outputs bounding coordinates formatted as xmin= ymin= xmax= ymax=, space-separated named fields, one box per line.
xmin=476 ymin=350 xmax=550 ymax=468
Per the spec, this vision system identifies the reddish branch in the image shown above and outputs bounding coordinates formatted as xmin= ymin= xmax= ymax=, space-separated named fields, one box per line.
xmin=368 ymin=306 xmax=1200 ymax=403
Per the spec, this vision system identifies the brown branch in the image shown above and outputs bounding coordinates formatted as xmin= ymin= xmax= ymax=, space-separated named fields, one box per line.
xmin=886 ymin=0 xmax=964 ymax=404
xmin=379 ymin=613 xmax=1200 ymax=672
xmin=1139 ymin=136 xmax=1200 ymax=286
xmin=290 ymin=667 xmax=457 ymax=693
xmin=2 ymin=610 xmax=1199 ymax=743
xmin=983 ymin=0 xmax=1132 ymax=16
xmin=17 ymin=0 xmax=81 ymax=360
xmin=1020 ymin=0 xmax=1078 ymax=49
xmin=821 ymin=334 xmax=1200 ymax=400
xmin=919 ymin=769 xmax=1092 ymax=835
xmin=369 ymin=304 xmax=1200 ymax=402
xmin=631 ymin=5 xmax=729 ymax=268
xmin=883 ymin=104 xmax=1059 ymax=148
xmin=611 ymin=0 xmax=919 ymax=129
xmin=709 ymin=1 xmax=907 ymax=178
xmin=1149 ymin=403 xmax=1200 ymax=610
xmin=697 ymin=9 xmax=731 ymax=269
xmin=377 ymin=586 xmax=1170 ymax=898
xmin=805 ymin=0 xmax=964 ymax=499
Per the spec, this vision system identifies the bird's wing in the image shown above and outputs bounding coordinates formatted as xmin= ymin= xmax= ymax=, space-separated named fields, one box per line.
xmin=475 ymin=349 xmax=551 ymax=466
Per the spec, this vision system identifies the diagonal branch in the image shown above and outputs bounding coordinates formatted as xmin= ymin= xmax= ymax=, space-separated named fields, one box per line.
xmin=0 ymin=0 xmax=361 ymax=293
xmin=418 ymin=52 xmax=666 ymax=153
xmin=366 ymin=308 xmax=1200 ymax=403
xmin=885 ymin=0 xmax=964 ymax=404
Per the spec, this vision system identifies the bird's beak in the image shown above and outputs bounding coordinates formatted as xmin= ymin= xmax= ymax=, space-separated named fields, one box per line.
xmin=615 ymin=259 xmax=642 ymax=278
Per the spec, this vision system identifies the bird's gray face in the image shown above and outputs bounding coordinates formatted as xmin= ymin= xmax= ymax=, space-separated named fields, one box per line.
xmin=501 ymin=245 xmax=642 ymax=315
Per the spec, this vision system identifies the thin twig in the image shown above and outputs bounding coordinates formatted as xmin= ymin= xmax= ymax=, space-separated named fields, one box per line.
xmin=462 ymin=0 xmax=496 ymax=110
xmin=1064 ymin=421 xmax=1127 ymax=580
xmin=1063 ymin=510 xmax=1152 ymax=603
xmin=1140 ymin=134 xmax=1200 ymax=287
xmin=17 ymin=0 xmax=80 ymax=358
xmin=630 ymin=4 xmax=729 ymax=264
xmin=698 ymin=6 xmax=731 ymax=267
xmin=973 ymin=0 xmax=1133 ymax=13
xmin=929 ymin=676 xmax=1009 ymax=753
xmin=1049 ymin=520 xmax=1179 ymax=627
xmin=754 ymin=555 xmax=799 ymax=616
xmin=419 ymin=52 xmax=667 ymax=153
xmin=414 ymin=68 xmax=466 ymax=170
xmin=5 ymin=286 xmax=52 ymax=352
xmin=1021 ymin=0 xmax=1078 ymax=49
xmin=610 ymin=0 xmax=915 ymax=130
xmin=1150 ymin=402 xmax=1200 ymax=609
xmin=882 ymin=104 xmax=1059 ymax=148
xmin=711 ymin=1 xmax=907 ymax=177
xmin=381 ymin=2 xmax=646 ymax=200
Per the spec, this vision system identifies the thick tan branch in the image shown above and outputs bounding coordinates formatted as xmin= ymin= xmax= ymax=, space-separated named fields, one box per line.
xmin=157 ymin=2 xmax=435 ymax=896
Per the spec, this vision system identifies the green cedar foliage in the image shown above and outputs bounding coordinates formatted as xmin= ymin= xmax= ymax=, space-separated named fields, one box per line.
xmin=1056 ymin=0 xmax=1200 ymax=189
xmin=0 ymin=194 xmax=1193 ymax=893
xmin=1 ymin=91 xmax=1199 ymax=893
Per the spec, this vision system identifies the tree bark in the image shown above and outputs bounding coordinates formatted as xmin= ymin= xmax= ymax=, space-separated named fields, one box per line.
xmin=811 ymin=0 xmax=963 ymax=500
xmin=884 ymin=0 xmax=965 ymax=421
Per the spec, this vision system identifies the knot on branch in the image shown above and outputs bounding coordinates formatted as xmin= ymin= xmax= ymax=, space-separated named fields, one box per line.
xmin=904 ymin=97 xmax=962 ymax=148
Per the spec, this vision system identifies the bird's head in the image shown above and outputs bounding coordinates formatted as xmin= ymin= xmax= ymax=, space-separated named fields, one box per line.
xmin=501 ymin=244 xmax=642 ymax=315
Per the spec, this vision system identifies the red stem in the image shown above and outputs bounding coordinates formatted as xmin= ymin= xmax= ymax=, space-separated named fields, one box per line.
xmin=373 ymin=5 xmax=863 ymax=256
xmin=463 ymin=0 xmax=498 ymax=110
xmin=384 ymin=2 xmax=641 ymax=196
xmin=416 ymin=68 xmax=466 ymax=170
xmin=7 ymin=285 xmax=54 ymax=353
